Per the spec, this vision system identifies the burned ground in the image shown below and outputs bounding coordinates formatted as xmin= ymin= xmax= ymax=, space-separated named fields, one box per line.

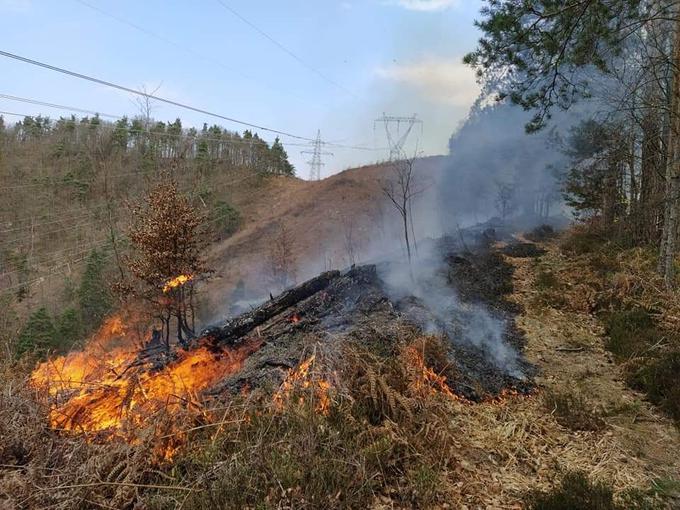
xmin=199 ymin=236 xmax=534 ymax=403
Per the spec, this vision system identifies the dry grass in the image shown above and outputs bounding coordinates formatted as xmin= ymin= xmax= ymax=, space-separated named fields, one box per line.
xmin=4 ymin=247 xmax=679 ymax=509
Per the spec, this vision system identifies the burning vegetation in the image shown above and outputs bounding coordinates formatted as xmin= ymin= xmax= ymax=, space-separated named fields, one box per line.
xmin=28 ymin=235 xmax=531 ymax=459
xmin=4 ymin=232 xmax=673 ymax=508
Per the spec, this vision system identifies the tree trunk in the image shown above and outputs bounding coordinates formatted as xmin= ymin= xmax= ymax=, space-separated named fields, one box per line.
xmin=659 ymin=12 xmax=680 ymax=288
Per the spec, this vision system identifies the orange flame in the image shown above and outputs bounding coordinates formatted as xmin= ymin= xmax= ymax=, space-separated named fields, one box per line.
xmin=402 ymin=345 xmax=457 ymax=399
xmin=31 ymin=312 xmax=262 ymax=458
xmin=162 ymin=274 xmax=194 ymax=293
xmin=273 ymin=355 xmax=332 ymax=416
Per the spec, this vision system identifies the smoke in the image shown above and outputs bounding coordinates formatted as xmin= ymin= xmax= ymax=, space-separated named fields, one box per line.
xmin=437 ymin=101 xmax=576 ymax=228
xmin=376 ymin=239 xmax=523 ymax=379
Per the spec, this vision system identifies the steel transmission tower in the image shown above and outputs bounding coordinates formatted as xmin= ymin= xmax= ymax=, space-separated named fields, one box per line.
xmin=374 ymin=113 xmax=423 ymax=160
xmin=301 ymin=130 xmax=333 ymax=181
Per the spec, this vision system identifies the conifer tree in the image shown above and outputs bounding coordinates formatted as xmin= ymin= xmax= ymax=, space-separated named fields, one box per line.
xmin=16 ymin=307 xmax=57 ymax=357
xmin=55 ymin=308 xmax=83 ymax=351
xmin=78 ymin=249 xmax=112 ymax=332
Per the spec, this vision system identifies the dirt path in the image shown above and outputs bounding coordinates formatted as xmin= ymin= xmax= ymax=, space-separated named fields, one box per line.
xmin=506 ymin=240 xmax=680 ymax=490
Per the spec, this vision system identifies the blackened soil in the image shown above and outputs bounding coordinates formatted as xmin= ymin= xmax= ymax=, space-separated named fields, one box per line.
xmin=502 ymin=242 xmax=546 ymax=259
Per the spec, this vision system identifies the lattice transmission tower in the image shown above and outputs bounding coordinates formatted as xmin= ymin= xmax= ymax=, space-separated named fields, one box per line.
xmin=374 ymin=113 xmax=423 ymax=160
xmin=301 ymin=130 xmax=333 ymax=181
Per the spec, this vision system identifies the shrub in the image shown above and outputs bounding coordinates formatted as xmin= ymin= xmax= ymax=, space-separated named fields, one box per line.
xmin=535 ymin=269 xmax=560 ymax=291
xmin=55 ymin=307 xmax=83 ymax=351
xmin=526 ymin=472 xmax=616 ymax=510
xmin=526 ymin=471 xmax=663 ymax=510
xmin=629 ymin=352 xmax=680 ymax=422
xmin=543 ymin=389 xmax=605 ymax=432
xmin=526 ymin=224 xmax=556 ymax=242
xmin=560 ymin=228 xmax=606 ymax=255
xmin=604 ymin=308 xmax=659 ymax=361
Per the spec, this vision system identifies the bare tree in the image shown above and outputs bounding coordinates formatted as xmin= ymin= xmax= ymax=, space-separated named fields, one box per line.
xmin=341 ymin=215 xmax=361 ymax=266
xmin=494 ymin=180 xmax=518 ymax=220
xmin=132 ymin=83 xmax=162 ymax=130
xmin=381 ymin=154 xmax=423 ymax=265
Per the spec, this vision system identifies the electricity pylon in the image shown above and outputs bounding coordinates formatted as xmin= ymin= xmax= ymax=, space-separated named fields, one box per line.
xmin=301 ymin=130 xmax=333 ymax=181
xmin=374 ymin=113 xmax=423 ymax=160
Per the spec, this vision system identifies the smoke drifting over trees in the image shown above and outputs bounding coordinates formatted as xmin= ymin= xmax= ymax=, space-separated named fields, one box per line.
xmin=436 ymin=102 xmax=572 ymax=229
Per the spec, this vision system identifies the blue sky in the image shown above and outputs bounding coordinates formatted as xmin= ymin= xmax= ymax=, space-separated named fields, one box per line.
xmin=0 ymin=0 xmax=483 ymax=177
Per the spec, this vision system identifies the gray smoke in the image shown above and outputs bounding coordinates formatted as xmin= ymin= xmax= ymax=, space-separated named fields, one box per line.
xmin=376 ymin=240 xmax=523 ymax=379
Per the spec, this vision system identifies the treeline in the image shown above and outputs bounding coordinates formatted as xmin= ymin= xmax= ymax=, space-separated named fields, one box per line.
xmin=1 ymin=114 xmax=295 ymax=176
xmin=466 ymin=0 xmax=680 ymax=287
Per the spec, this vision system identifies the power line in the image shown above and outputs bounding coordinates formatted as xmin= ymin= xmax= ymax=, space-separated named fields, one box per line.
xmin=72 ymin=0 xmax=317 ymax=110
xmin=0 ymin=49 xmax=317 ymax=142
xmin=214 ymin=0 xmax=358 ymax=100
xmin=1 ymin=199 xmax=251 ymax=295
xmin=0 ymin=211 xmax=100 ymax=233
xmin=0 ymin=93 xmax=118 ymax=119
xmin=0 ymin=173 xmax=260 ymax=260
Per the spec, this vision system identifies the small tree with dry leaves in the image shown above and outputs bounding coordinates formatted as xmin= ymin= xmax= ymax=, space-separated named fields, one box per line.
xmin=267 ymin=222 xmax=297 ymax=292
xmin=126 ymin=180 xmax=211 ymax=349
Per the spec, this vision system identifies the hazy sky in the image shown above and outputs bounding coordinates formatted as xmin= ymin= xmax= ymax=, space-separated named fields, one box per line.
xmin=0 ymin=0 xmax=483 ymax=177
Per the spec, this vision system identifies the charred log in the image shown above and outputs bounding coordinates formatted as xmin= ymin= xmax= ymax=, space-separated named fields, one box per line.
xmin=199 ymin=270 xmax=341 ymax=346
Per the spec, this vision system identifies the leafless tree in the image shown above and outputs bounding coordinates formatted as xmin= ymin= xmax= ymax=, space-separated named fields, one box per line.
xmin=132 ymin=83 xmax=162 ymax=130
xmin=341 ymin=215 xmax=361 ymax=266
xmin=381 ymin=153 xmax=424 ymax=265
xmin=494 ymin=180 xmax=518 ymax=220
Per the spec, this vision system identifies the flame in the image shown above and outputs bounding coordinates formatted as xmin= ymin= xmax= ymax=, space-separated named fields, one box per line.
xmin=273 ymin=355 xmax=332 ymax=416
xmin=162 ymin=274 xmax=194 ymax=293
xmin=402 ymin=345 xmax=457 ymax=399
xmin=401 ymin=343 xmax=531 ymax=405
xmin=31 ymin=312 xmax=262 ymax=458
xmin=31 ymin=314 xmax=143 ymax=397
xmin=288 ymin=313 xmax=301 ymax=324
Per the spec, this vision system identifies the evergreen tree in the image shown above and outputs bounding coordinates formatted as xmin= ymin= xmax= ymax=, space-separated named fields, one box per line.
xmin=78 ymin=249 xmax=112 ymax=332
xmin=112 ymin=117 xmax=129 ymax=151
xmin=55 ymin=308 xmax=83 ymax=351
xmin=465 ymin=1 xmax=649 ymax=131
xmin=270 ymin=137 xmax=295 ymax=176
xmin=16 ymin=307 xmax=57 ymax=357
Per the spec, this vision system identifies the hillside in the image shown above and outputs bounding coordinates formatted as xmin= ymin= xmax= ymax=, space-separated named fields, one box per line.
xmin=200 ymin=155 xmax=448 ymax=318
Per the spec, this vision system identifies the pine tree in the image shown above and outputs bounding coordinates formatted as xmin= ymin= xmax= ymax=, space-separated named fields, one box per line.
xmin=78 ymin=249 xmax=112 ymax=332
xmin=270 ymin=137 xmax=295 ymax=176
xmin=55 ymin=308 xmax=83 ymax=351
xmin=16 ymin=307 xmax=57 ymax=357
xmin=112 ymin=117 xmax=129 ymax=151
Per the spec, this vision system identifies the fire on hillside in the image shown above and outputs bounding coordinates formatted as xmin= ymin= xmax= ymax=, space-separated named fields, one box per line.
xmin=31 ymin=238 xmax=535 ymax=459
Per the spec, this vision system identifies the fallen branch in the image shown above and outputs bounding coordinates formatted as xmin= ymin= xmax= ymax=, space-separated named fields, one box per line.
xmin=555 ymin=346 xmax=585 ymax=353
xmin=47 ymin=481 xmax=197 ymax=492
